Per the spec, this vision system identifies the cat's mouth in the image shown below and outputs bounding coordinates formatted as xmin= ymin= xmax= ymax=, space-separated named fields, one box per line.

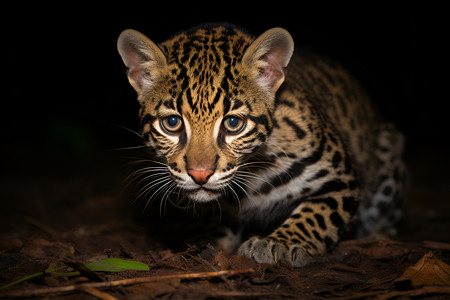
xmin=185 ymin=186 xmax=222 ymax=202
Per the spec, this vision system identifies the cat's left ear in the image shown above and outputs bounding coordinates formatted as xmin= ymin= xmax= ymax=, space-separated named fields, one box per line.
xmin=243 ymin=28 xmax=294 ymax=93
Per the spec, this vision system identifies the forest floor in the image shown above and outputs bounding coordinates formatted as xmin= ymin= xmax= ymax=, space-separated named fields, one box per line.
xmin=0 ymin=147 xmax=449 ymax=299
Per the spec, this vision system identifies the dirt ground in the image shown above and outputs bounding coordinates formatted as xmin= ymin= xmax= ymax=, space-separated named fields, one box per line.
xmin=0 ymin=146 xmax=449 ymax=299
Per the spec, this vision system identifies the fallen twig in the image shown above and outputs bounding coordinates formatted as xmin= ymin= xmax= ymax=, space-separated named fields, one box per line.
xmin=0 ymin=268 xmax=254 ymax=298
xmin=80 ymin=287 xmax=119 ymax=300
xmin=65 ymin=261 xmax=104 ymax=282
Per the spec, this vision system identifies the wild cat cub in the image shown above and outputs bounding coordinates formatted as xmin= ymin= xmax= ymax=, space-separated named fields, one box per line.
xmin=117 ymin=24 xmax=406 ymax=266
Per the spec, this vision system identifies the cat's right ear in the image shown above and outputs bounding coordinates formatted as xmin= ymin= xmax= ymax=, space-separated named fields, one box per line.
xmin=117 ymin=29 xmax=167 ymax=93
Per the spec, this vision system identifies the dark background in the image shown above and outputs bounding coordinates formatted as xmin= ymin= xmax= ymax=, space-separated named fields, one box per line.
xmin=2 ymin=5 xmax=446 ymax=174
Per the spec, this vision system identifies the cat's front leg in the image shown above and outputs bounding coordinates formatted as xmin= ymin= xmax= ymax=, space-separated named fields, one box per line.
xmin=238 ymin=189 xmax=359 ymax=267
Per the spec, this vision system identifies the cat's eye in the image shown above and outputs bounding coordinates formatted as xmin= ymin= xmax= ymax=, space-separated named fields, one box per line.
xmin=161 ymin=116 xmax=183 ymax=133
xmin=223 ymin=116 xmax=246 ymax=134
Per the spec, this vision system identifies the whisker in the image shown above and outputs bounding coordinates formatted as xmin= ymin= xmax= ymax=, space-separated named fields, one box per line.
xmin=109 ymin=145 xmax=148 ymax=152
xmin=141 ymin=177 xmax=174 ymax=213
xmin=237 ymin=160 xmax=276 ymax=168
xmin=173 ymin=181 xmax=186 ymax=207
xmin=123 ymin=168 xmax=169 ymax=194
xmin=236 ymin=161 xmax=277 ymax=175
xmin=231 ymin=179 xmax=256 ymax=211
xmin=136 ymin=176 xmax=173 ymax=205
xmin=264 ymin=140 xmax=290 ymax=158
xmin=133 ymin=180 xmax=166 ymax=207
xmin=126 ymin=166 xmax=168 ymax=180
xmin=238 ymin=158 xmax=292 ymax=187
xmin=233 ymin=177 xmax=266 ymax=204
xmin=127 ymin=159 xmax=169 ymax=168
xmin=126 ymin=167 xmax=168 ymax=180
xmin=122 ymin=159 xmax=169 ymax=182
xmin=212 ymin=197 xmax=223 ymax=223
xmin=134 ymin=172 xmax=170 ymax=188
xmin=166 ymin=192 xmax=190 ymax=210
xmin=226 ymin=184 xmax=241 ymax=210
xmin=233 ymin=175 xmax=262 ymax=195
xmin=115 ymin=125 xmax=143 ymax=138
xmin=235 ymin=171 xmax=276 ymax=191
xmin=159 ymin=182 xmax=178 ymax=216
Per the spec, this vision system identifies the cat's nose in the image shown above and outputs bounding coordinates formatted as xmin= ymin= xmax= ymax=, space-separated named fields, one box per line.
xmin=187 ymin=169 xmax=214 ymax=185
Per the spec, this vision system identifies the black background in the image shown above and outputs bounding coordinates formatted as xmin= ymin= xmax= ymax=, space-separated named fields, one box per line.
xmin=2 ymin=5 xmax=446 ymax=173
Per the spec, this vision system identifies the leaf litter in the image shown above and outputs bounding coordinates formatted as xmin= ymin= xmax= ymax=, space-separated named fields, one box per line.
xmin=0 ymin=152 xmax=449 ymax=299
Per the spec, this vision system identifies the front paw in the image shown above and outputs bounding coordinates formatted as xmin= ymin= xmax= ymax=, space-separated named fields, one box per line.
xmin=238 ymin=236 xmax=311 ymax=267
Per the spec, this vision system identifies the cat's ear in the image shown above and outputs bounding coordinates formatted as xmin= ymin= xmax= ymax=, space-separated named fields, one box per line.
xmin=117 ymin=29 xmax=167 ymax=93
xmin=243 ymin=28 xmax=294 ymax=93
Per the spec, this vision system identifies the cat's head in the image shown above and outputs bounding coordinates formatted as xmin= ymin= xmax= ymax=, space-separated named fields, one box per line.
xmin=117 ymin=25 xmax=293 ymax=202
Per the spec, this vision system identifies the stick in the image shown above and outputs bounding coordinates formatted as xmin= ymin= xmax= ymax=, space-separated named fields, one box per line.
xmin=0 ymin=268 xmax=254 ymax=298
xmin=80 ymin=287 xmax=119 ymax=300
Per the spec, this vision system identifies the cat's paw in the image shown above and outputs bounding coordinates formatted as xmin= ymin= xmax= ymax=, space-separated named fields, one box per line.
xmin=237 ymin=236 xmax=311 ymax=267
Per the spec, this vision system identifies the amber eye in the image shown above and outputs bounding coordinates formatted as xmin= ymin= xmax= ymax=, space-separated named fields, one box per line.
xmin=223 ymin=116 xmax=246 ymax=133
xmin=161 ymin=116 xmax=183 ymax=133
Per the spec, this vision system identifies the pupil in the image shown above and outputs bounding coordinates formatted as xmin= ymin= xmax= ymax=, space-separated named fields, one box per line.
xmin=228 ymin=117 xmax=239 ymax=127
xmin=168 ymin=117 xmax=178 ymax=127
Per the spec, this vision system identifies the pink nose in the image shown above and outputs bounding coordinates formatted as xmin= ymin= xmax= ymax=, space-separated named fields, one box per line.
xmin=187 ymin=169 xmax=214 ymax=185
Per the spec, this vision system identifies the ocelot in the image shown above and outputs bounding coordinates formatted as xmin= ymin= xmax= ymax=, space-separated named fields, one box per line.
xmin=117 ymin=24 xmax=406 ymax=267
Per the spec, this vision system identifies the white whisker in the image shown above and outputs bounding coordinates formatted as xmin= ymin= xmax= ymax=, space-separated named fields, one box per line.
xmin=212 ymin=197 xmax=223 ymax=223
xmin=233 ymin=175 xmax=261 ymax=195
xmin=123 ymin=167 xmax=170 ymax=197
xmin=237 ymin=160 xmax=276 ymax=170
xmin=137 ymin=176 xmax=173 ymax=207
xmin=140 ymin=177 xmax=174 ymax=213
xmin=110 ymin=145 xmax=148 ymax=151
xmin=235 ymin=171 xmax=276 ymax=191
xmin=265 ymin=140 xmax=290 ymax=158
xmin=238 ymin=158 xmax=291 ymax=187
xmin=226 ymin=184 xmax=241 ymax=210
xmin=127 ymin=159 xmax=169 ymax=168
xmin=159 ymin=182 xmax=178 ymax=216
xmin=126 ymin=167 xmax=168 ymax=182
xmin=231 ymin=179 xmax=257 ymax=211
xmin=115 ymin=125 xmax=143 ymax=138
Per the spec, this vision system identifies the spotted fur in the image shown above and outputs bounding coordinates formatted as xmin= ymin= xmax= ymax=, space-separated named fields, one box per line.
xmin=117 ymin=24 xmax=406 ymax=267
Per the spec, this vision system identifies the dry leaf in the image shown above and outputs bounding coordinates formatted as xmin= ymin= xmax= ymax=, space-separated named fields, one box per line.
xmin=395 ymin=251 xmax=450 ymax=287
xmin=160 ymin=249 xmax=176 ymax=260
xmin=214 ymin=251 xmax=256 ymax=271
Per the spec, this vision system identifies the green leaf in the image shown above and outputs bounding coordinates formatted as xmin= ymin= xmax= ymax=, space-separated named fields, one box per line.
xmin=85 ymin=258 xmax=150 ymax=272
xmin=0 ymin=272 xmax=44 ymax=291
xmin=0 ymin=258 xmax=149 ymax=291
